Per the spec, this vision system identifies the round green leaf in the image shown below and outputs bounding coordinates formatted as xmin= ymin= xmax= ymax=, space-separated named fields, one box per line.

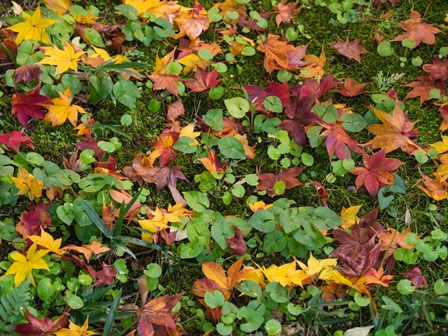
xmin=225 ymin=97 xmax=249 ymax=118
xmin=377 ymin=41 xmax=393 ymax=57
xmin=265 ymin=319 xmax=282 ymax=335
xmin=397 ymin=279 xmax=415 ymax=295
xmin=264 ymin=96 xmax=283 ymax=113
xmin=218 ymin=137 xmax=246 ymax=159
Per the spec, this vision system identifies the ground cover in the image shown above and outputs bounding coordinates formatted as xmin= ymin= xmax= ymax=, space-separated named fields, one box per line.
xmin=1 ymin=0 xmax=448 ymax=335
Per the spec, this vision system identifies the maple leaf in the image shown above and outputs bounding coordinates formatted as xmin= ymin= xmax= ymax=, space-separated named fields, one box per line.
xmin=14 ymin=64 xmax=41 ymax=84
xmin=53 ymin=317 xmax=96 ymax=336
xmin=149 ymin=50 xmax=180 ymax=96
xmin=379 ymin=226 xmax=415 ymax=259
xmin=138 ymin=204 xmax=191 ymax=243
xmin=257 ymin=167 xmax=304 ymax=197
xmin=123 ymin=0 xmax=164 ymax=16
xmin=7 ymin=6 xmax=57 ymax=45
xmin=12 ymin=83 xmax=51 ymax=128
xmin=75 ymin=136 xmax=105 ymax=160
xmin=331 ymin=38 xmax=368 ymax=63
xmin=364 ymin=266 xmax=393 ymax=287
xmin=167 ymin=100 xmax=185 ymax=122
xmin=14 ymin=309 xmax=69 ymax=336
xmin=173 ymin=1 xmax=209 ymax=40
xmin=404 ymin=267 xmax=428 ymax=288
xmin=419 ymin=172 xmax=448 ymax=201
xmin=5 ymin=243 xmax=50 ymax=287
xmin=261 ymin=260 xmax=309 ymax=287
xmin=38 ymin=42 xmax=86 ymax=76
xmin=257 ymin=34 xmax=295 ymax=73
xmin=297 ymin=254 xmax=338 ymax=281
xmin=136 ymin=294 xmax=183 ymax=336
xmin=11 ymin=167 xmax=44 ymax=201
xmin=309 ymin=180 xmax=329 ymax=206
xmin=44 ymin=0 xmax=72 ymax=15
xmin=0 ymin=130 xmax=34 ymax=153
xmin=148 ymin=132 xmax=178 ymax=166
xmin=17 ymin=202 xmax=52 ymax=238
xmin=422 ymin=58 xmax=448 ymax=82
xmin=350 ymin=149 xmax=402 ymax=197
xmin=393 ymin=10 xmax=441 ymax=48
xmin=227 ymin=226 xmax=247 ymax=255
xmin=64 ymin=241 xmax=110 ymax=262
xmin=319 ymin=123 xmax=363 ymax=160
xmin=248 ymin=201 xmax=273 ymax=212
xmin=28 ymin=228 xmax=64 ymax=255
xmin=405 ymin=75 xmax=445 ymax=104
xmin=41 ymin=87 xmax=86 ymax=127
xmin=340 ymin=205 xmax=362 ymax=229
xmin=336 ymin=78 xmax=369 ymax=97
xmin=197 ymin=149 xmax=228 ymax=176
xmin=274 ymin=0 xmax=300 ymax=26
xmin=177 ymin=53 xmax=208 ymax=74
xmin=301 ymin=49 xmax=326 ymax=78
xmin=366 ymin=103 xmax=420 ymax=153
xmin=184 ymin=68 xmax=221 ymax=92
xmin=193 ymin=258 xmax=249 ymax=300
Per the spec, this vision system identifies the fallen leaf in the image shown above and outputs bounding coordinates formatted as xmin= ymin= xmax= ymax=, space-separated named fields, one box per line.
xmin=405 ymin=75 xmax=445 ymax=104
xmin=173 ymin=1 xmax=209 ymax=40
xmin=274 ymin=0 xmax=300 ymax=26
xmin=404 ymin=267 xmax=428 ymax=288
xmin=38 ymin=42 xmax=86 ymax=76
xmin=393 ymin=10 xmax=441 ymax=48
xmin=167 ymin=100 xmax=185 ymax=122
xmin=184 ymin=68 xmax=221 ymax=92
xmin=422 ymin=58 xmax=448 ymax=82
xmin=136 ymin=294 xmax=183 ymax=336
xmin=14 ymin=64 xmax=41 ymax=84
xmin=44 ymin=0 xmax=72 ymax=15
xmin=42 ymin=87 xmax=87 ymax=127
xmin=64 ymin=241 xmax=110 ymax=262
xmin=227 ymin=226 xmax=247 ymax=255
xmin=11 ymin=83 xmax=51 ymax=128
xmin=366 ymin=103 xmax=420 ymax=153
xmin=0 ymin=130 xmax=34 ymax=153
xmin=197 ymin=149 xmax=228 ymax=176
xmin=336 ymin=78 xmax=369 ymax=97
xmin=53 ymin=317 xmax=95 ymax=336
xmin=14 ymin=309 xmax=69 ymax=336
xmin=257 ymin=167 xmax=304 ymax=197
xmin=257 ymin=34 xmax=295 ymax=73
xmin=7 ymin=6 xmax=57 ymax=44
xmin=350 ymin=150 xmax=402 ymax=197
xmin=11 ymin=167 xmax=44 ymax=201
xmin=331 ymin=38 xmax=368 ymax=63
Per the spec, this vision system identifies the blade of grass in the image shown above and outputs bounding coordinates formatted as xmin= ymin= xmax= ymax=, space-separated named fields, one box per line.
xmin=103 ymin=288 xmax=122 ymax=336
xmin=81 ymin=199 xmax=112 ymax=238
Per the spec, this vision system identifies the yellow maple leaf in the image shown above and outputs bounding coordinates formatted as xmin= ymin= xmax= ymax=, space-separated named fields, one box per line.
xmin=262 ymin=261 xmax=309 ymax=287
xmin=297 ymin=254 xmax=338 ymax=281
xmin=430 ymin=135 xmax=448 ymax=155
xmin=7 ymin=6 xmax=57 ymax=45
xmin=5 ymin=243 xmax=50 ymax=287
xmin=340 ymin=205 xmax=362 ymax=229
xmin=301 ymin=50 xmax=326 ymax=78
xmin=177 ymin=53 xmax=208 ymax=74
xmin=54 ymin=317 xmax=96 ymax=336
xmin=179 ymin=123 xmax=201 ymax=146
xmin=63 ymin=241 xmax=110 ymax=262
xmin=39 ymin=42 xmax=86 ymax=76
xmin=44 ymin=0 xmax=72 ymax=16
xmin=138 ymin=204 xmax=191 ymax=242
xmin=123 ymin=0 xmax=164 ymax=16
xmin=249 ymin=201 xmax=273 ymax=212
xmin=28 ymin=229 xmax=64 ymax=255
xmin=42 ymin=87 xmax=86 ymax=127
xmin=11 ymin=167 xmax=44 ymax=201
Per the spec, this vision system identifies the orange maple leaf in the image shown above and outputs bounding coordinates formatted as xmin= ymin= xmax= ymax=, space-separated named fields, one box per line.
xmin=256 ymin=34 xmax=295 ymax=73
xmin=173 ymin=1 xmax=209 ymax=40
xmin=42 ymin=87 xmax=86 ymax=127
xmin=366 ymin=103 xmax=420 ymax=153
xmin=197 ymin=149 xmax=228 ymax=176
xmin=148 ymin=49 xmax=180 ymax=96
xmin=393 ymin=10 xmax=441 ymax=48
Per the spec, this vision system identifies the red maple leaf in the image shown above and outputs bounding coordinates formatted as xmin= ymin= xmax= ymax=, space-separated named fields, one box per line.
xmin=14 ymin=64 xmax=41 ymax=84
xmin=404 ymin=267 xmax=428 ymax=288
xmin=136 ymin=294 xmax=183 ymax=336
xmin=319 ymin=123 xmax=363 ymax=160
xmin=422 ymin=58 xmax=448 ymax=82
xmin=0 ymin=130 xmax=34 ymax=153
xmin=393 ymin=10 xmax=441 ymax=48
xmin=14 ymin=309 xmax=69 ymax=336
xmin=11 ymin=83 xmax=51 ymax=128
xmin=184 ymin=68 xmax=221 ymax=92
xmin=18 ymin=202 xmax=52 ymax=237
xmin=257 ymin=167 xmax=304 ymax=197
xmin=350 ymin=149 xmax=402 ymax=197
xmin=336 ymin=78 xmax=369 ymax=97
xmin=331 ymin=38 xmax=368 ymax=63
xmin=405 ymin=75 xmax=445 ymax=104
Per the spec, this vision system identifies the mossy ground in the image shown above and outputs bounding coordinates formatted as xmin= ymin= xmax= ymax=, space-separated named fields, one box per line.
xmin=2 ymin=0 xmax=448 ymax=334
